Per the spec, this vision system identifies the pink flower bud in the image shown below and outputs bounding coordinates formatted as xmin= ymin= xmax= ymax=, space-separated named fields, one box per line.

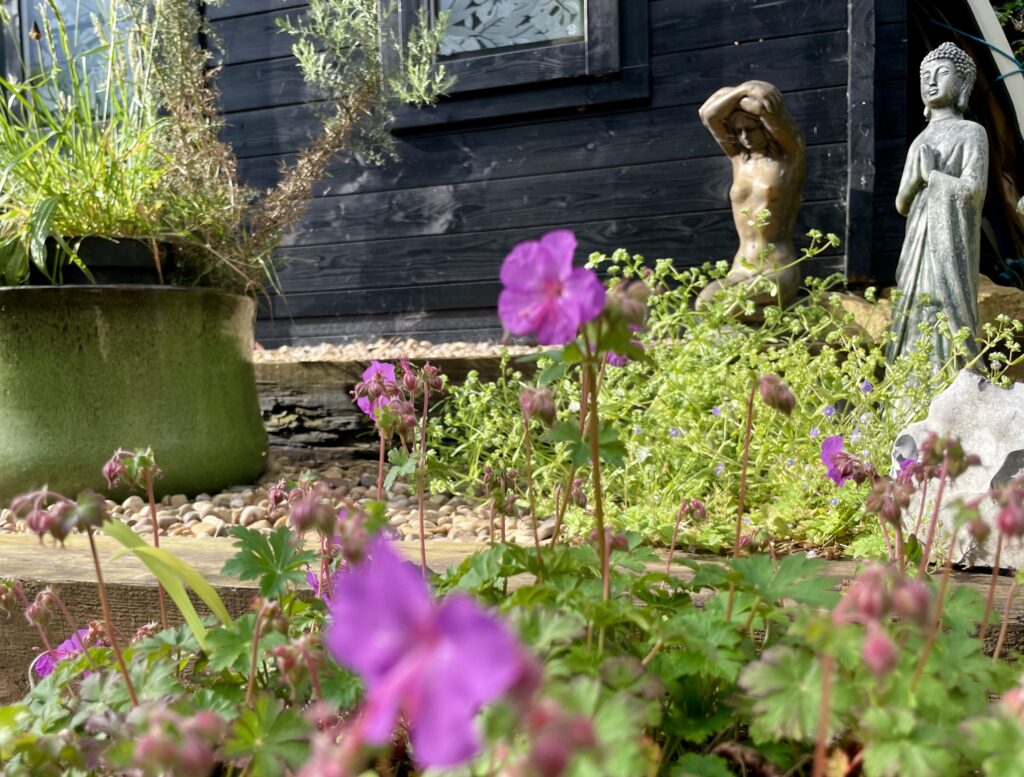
xmin=862 ymin=622 xmax=899 ymax=676
xmin=186 ymin=710 xmax=226 ymax=743
xmin=25 ymin=508 xmax=56 ymax=538
xmin=266 ymin=480 xmax=288 ymax=512
xmin=757 ymin=374 xmax=796 ymax=416
xmin=24 ymin=602 xmax=50 ymax=627
xmin=890 ymin=580 xmax=931 ymax=626
xmin=997 ymin=498 xmax=1024 ymax=538
xmin=967 ymin=517 xmax=991 ymax=544
xmin=176 ymin=737 xmax=215 ymax=777
xmin=134 ymin=730 xmax=179 ymax=774
xmin=102 ymin=454 xmax=126 ymax=489
xmin=519 ymin=387 xmax=556 ymax=426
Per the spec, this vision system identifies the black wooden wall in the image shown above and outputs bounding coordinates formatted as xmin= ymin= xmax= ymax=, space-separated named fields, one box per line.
xmin=208 ymin=0 xmax=909 ymax=345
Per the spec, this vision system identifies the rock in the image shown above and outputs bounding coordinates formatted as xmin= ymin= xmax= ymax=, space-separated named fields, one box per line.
xmin=322 ymin=465 xmax=345 ymax=480
xmin=248 ymin=520 xmax=271 ymax=530
xmin=181 ymin=511 xmax=200 ymax=524
xmin=274 ymin=515 xmax=289 ymax=528
xmin=537 ymin=519 xmax=557 ymax=541
xmin=122 ymin=495 xmax=145 ymax=512
xmin=359 ymin=472 xmax=377 ymax=488
xmin=194 ymin=501 xmax=218 ymax=520
xmin=239 ymin=505 xmax=267 ymax=527
xmin=132 ymin=522 xmax=154 ymax=535
xmin=893 ymin=369 xmax=1024 ymax=569
xmin=190 ymin=523 xmax=216 ymax=538
xmin=832 ymin=293 xmax=893 ymax=341
xmin=156 ymin=510 xmax=179 ymax=530
xmin=169 ymin=494 xmax=189 ymax=508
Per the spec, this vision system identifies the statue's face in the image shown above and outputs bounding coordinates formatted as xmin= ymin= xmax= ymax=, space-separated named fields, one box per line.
xmin=920 ymin=58 xmax=959 ymax=110
xmin=731 ymin=112 xmax=766 ymax=153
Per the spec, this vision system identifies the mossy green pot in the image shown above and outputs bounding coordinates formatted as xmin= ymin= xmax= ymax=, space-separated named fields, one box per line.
xmin=0 ymin=285 xmax=268 ymax=503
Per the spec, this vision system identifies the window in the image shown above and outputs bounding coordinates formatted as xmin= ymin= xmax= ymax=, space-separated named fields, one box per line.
xmin=388 ymin=0 xmax=648 ymax=128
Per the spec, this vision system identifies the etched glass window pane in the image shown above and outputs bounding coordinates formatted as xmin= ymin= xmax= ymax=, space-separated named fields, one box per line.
xmin=437 ymin=0 xmax=584 ymax=57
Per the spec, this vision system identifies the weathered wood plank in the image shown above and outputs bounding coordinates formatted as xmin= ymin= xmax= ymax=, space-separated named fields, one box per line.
xmin=256 ymin=308 xmax=505 ymax=347
xmin=209 ymin=9 xmax=302 ymax=66
xmin=205 ymin=0 xmax=306 ymax=21
xmin=275 ymin=144 xmax=846 ymax=249
xmin=269 ymin=201 xmax=848 ymax=291
xmin=845 ymin=0 xmax=877 ymax=281
xmin=650 ymin=0 xmax=846 ymax=55
xmin=234 ymin=89 xmax=849 ymax=195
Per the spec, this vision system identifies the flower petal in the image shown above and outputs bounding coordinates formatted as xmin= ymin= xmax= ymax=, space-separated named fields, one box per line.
xmin=562 ymin=267 xmax=606 ymax=324
xmin=325 ymin=538 xmax=433 ymax=684
xmin=533 ymin=297 xmax=581 ymax=346
xmin=538 ymin=230 xmax=577 ymax=279
xmin=409 ymin=595 xmax=523 ymax=767
xmin=362 ymin=360 xmax=397 ymax=384
xmin=498 ymin=288 xmax=546 ymax=335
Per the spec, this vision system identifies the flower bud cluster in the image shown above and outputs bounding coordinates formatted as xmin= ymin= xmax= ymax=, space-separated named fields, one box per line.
xmin=590 ymin=527 xmax=629 ymax=554
xmin=11 ymin=489 xmax=109 ymax=544
xmin=832 ymin=565 xmax=932 ymax=677
xmin=25 ymin=588 xmax=56 ymax=627
xmin=102 ymin=447 xmax=161 ymax=491
xmin=757 ymin=374 xmax=796 ymax=416
xmin=0 ymin=580 xmax=18 ymax=618
xmin=604 ymin=279 xmax=650 ymax=329
xmin=994 ymin=483 xmax=1024 ymax=538
xmin=352 ymin=359 xmax=445 ymax=442
xmin=131 ymin=707 xmax=225 ymax=777
xmin=484 ymin=466 xmax=521 ymax=518
xmin=865 ymin=477 xmax=914 ymax=526
xmin=919 ymin=433 xmax=981 ymax=479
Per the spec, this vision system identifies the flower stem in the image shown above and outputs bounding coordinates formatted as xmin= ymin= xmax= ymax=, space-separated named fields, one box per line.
xmin=726 ymin=382 xmax=758 ymax=622
xmin=980 ymin=533 xmax=1004 ymax=638
xmin=549 ymin=464 xmax=576 ymax=549
xmin=812 ymin=654 xmax=834 ymax=777
xmin=665 ymin=503 xmax=687 ymax=577
xmin=245 ymin=607 xmax=267 ymax=706
xmin=586 ymin=363 xmax=610 ymax=602
xmin=912 ymin=529 xmax=958 ymax=690
xmin=144 ymin=471 xmax=169 ymax=631
xmin=992 ymin=580 xmax=1017 ymax=662
xmin=522 ymin=419 xmax=546 ymax=577
xmin=416 ymin=385 xmax=430 ymax=579
xmin=376 ymin=429 xmax=386 ymax=502
xmin=299 ymin=642 xmax=325 ymax=703
xmin=86 ymin=527 xmax=138 ymax=706
xmin=917 ymin=460 xmax=950 ymax=578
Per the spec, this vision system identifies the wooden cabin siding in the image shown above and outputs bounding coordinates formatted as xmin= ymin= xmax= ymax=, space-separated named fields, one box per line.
xmin=207 ymin=0 xmax=907 ymax=345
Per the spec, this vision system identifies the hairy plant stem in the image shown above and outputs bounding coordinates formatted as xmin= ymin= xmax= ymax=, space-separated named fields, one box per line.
xmin=812 ymin=654 xmax=834 ymax=777
xmin=376 ymin=429 xmax=386 ymax=501
xmin=552 ymin=366 xmax=591 ymax=547
xmin=416 ymin=385 xmax=431 ymax=578
xmin=143 ymin=470 xmax=169 ymax=631
xmin=980 ymin=533 xmax=1004 ymax=638
xmin=522 ymin=418 xmax=546 ymax=576
xmin=917 ymin=460 xmax=950 ymax=578
xmin=726 ymin=382 xmax=758 ymax=622
xmin=586 ymin=362 xmax=610 ymax=602
xmin=665 ymin=502 xmax=688 ymax=577
xmin=298 ymin=642 xmax=325 ymax=703
xmin=741 ymin=597 xmax=762 ymax=634
xmin=912 ymin=529 xmax=958 ymax=690
xmin=894 ymin=524 xmax=906 ymax=572
xmin=245 ymin=607 xmax=268 ymax=706
xmin=992 ymin=580 xmax=1018 ymax=662
xmin=86 ymin=527 xmax=138 ymax=706
xmin=912 ymin=479 xmax=930 ymax=537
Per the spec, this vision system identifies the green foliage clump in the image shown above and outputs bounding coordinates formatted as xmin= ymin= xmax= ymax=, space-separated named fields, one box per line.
xmin=431 ymin=236 xmax=1024 ymax=554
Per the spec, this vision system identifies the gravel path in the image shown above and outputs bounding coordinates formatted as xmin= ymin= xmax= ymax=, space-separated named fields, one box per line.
xmin=0 ymin=450 xmax=554 ymax=546
xmin=253 ymin=338 xmax=534 ymax=363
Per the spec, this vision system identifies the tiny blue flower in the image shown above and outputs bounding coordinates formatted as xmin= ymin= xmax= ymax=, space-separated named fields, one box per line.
xmin=860 ymin=380 xmax=874 ymax=393
xmin=786 ymin=457 xmax=795 ymax=467
xmin=714 ymin=462 xmax=725 ymax=475
xmin=711 ymin=407 xmax=721 ymax=417
xmin=829 ymin=497 xmax=839 ymax=506
xmin=850 ymin=428 xmax=862 ymax=445
xmin=823 ymin=405 xmax=835 ymax=418
xmin=669 ymin=427 xmax=681 ymax=438
xmin=810 ymin=427 xmax=820 ymax=438
xmin=633 ymin=426 xmax=642 ymax=436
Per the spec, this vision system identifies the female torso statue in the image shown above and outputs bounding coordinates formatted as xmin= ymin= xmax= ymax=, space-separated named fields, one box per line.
xmin=698 ymin=81 xmax=807 ymax=318
xmin=887 ymin=42 xmax=988 ymax=370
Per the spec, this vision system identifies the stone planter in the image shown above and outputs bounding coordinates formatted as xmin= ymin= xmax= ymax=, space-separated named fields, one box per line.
xmin=0 ymin=285 xmax=267 ymax=502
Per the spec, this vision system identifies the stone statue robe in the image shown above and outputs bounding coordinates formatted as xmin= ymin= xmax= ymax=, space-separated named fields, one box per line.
xmin=887 ymin=119 xmax=988 ymax=369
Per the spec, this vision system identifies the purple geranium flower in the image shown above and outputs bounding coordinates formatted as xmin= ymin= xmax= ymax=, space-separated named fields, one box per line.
xmin=497 ymin=230 xmax=605 ymax=346
xmin=34 ymin=628 xmax=90 ymax=678
xmin=325 ymin=538 xmax=524 ymax=768
xmin=356 ymin=361 xmax=397 ymax=417
xmin=821 ymin=435 xmax=847 ymax=486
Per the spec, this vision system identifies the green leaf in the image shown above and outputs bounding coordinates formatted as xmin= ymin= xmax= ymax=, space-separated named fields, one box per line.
xmin=27 ymin=196 xmax=58 ymax=273
xmin=545 ymin=420 xmax=583 ymax=445
xmin=205 ymin=614 xmax=287 ymax=674
xmin=739 ymin=646 xmax=852 ymax=744
xmin=730 ymin=554 xmax=839 ymax=609
xmin=672 ymin=753 xmax=734 ymax=777
xmin=537 ymin=361 xmax=568 ymax=386
xmin=222 ymin=526 xmax=318 ymax=599
xmin=224 ymin=694 xmax=310 ymax=777
xmin=384 ymin=447 xmax=417 ymax=491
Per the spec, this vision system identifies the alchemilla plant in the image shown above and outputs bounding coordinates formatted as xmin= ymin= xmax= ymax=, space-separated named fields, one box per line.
xmin=2 ymin=228 xmax=1024 ymax=776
